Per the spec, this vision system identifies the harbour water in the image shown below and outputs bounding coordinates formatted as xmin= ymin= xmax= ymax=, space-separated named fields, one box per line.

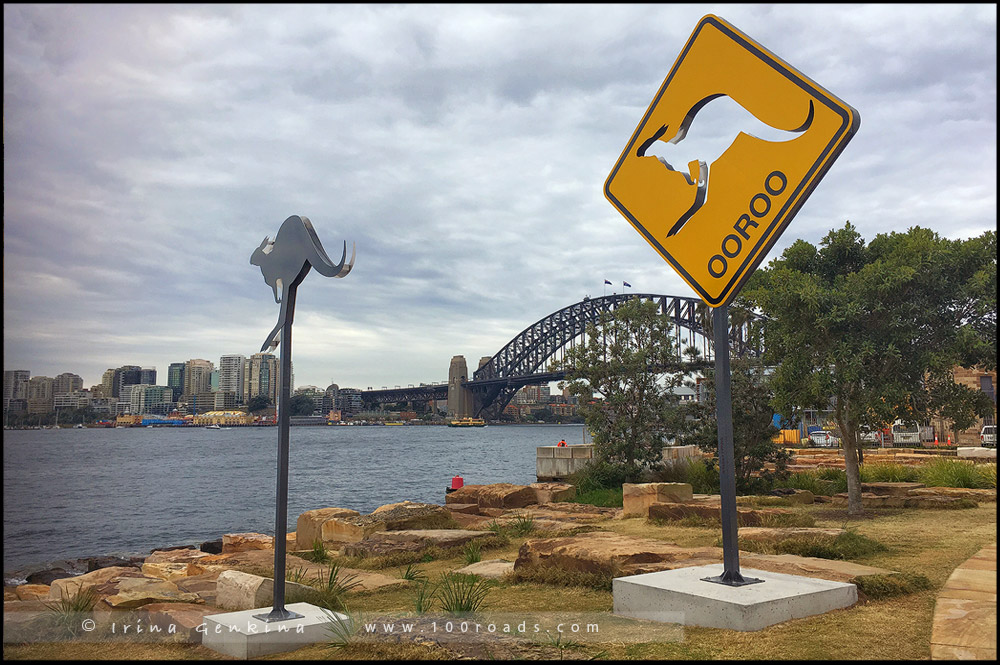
xmin=2 ymin=423 xmax=587 ymax=577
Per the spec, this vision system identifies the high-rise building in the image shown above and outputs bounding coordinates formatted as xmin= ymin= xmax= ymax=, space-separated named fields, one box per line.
xmin=183 ymin=359 xmax=214 ymax=400
xmin=27 ymin=376 xmax=54 ymax=414
xmin=101 ymin=368 xmax=117 ymax=397
xmin=126 ymin=385 xmax=174 ymax=416
xmin=167 ymin=363 xmax=185 ymax=401
xmin=140 ymin=367 xmax=157 ymax=385
xmin=116 ymin=365 xmax=142 ymax=398
xmin=243 ymin=353 xmax=278 ymax=405
xmin=3 ymin=370 xmax=30 ymax=413
xmin=335 ymin=388 xmax=363 ymax=416
xmin=218 ymin=355 xmax=246 ymax=397
xmin=53 ymin=372 xmax=84 ymax=395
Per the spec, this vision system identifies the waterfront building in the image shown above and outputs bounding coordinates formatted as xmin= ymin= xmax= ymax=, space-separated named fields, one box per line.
xmin=324 ymin=383 xmax=339 ymax=414
xmin=167 ymin=362 xmax=185 ymax=401
xmin=100 ymin=368 xmax=117 ymax=397
xmin=294 ymin=385 xmax=324 ymax=415
xmin=3 ymin=370 xmax=30 ymax=414
xmin=140 ymin=367 xmax=157 ymax=385
xmin=218 ymin=354 xmax=246 ymax=397
xmin=243 ymin=353 xmax=279 ymax=405
xmin=54 ymin=389 xmax=93 ymax=410
xmin=335 ymin=387 xmax=363 ymax=416
xmin=183 ymin=359 xmax=214 ymax=401
xmin=189 ymin=391 xmax=218 ymax=416
xmin=125 ymin=384 xmax=175 ymax=416
xmin=53 ymin=372 xmax=84 ymax=395
xmin=116 ymin=365 xmax=142 ymax=398
xmin=26 ymin=376 xmax=54 ymax=414
xmin=192 ymin=410 xmax=254 ymax=426
xmin=213 ymin=391 xmax=238 ymax=411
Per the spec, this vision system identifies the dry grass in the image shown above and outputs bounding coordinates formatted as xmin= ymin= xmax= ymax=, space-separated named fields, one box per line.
xmin=4 ymin=503 xmax=994 ymax=661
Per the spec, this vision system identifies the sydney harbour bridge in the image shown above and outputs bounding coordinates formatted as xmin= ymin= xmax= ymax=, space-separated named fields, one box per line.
xmin=359 ymin=293 xmax=762 ymax=420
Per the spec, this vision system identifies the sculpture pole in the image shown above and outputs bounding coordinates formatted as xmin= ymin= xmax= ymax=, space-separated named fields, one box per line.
xmin=250 ymin=215 xmax=354 ymax=622
xmin=702 ymin=305 xmax=762 ymax=587
xmin=255 ymin=283 xmax=301 ymax=622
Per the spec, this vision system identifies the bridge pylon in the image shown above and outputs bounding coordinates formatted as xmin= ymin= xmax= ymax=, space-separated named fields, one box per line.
xmin=447 ymin=355 xmax=474 ymax=418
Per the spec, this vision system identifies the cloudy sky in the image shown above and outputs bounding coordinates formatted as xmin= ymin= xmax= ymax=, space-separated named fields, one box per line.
xmin=4 ymin=4 xmax=996 ymax=392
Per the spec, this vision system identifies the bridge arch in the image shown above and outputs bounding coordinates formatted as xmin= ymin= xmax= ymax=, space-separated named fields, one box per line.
xmin=468 ymin=293 xmax=759 ymax=419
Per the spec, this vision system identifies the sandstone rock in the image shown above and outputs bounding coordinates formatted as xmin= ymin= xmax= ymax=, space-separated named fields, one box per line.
xmin=101 ymin=577 xmax=204 ymax=609
xmin=141 ymin=562 xmax=191 ymax=581
xmin=522 ymin=502 xmax=619 ymax=522
xmin=174 ymin=573 xmax=220 ymax=606
xmin=146 ymin=548 xmax=213 ymax=565
xmin=446 ymin=503 xmax=481 ymax=515
xmin=26 ymin=568 xmax=75 ymax=586
xmin=452 ymin=559 xmax=515 ymax=579
xmin=48 ymin=566 xmax=145 ymax=601
xmin=14 ymin=584 xmax=50 ymax=601
xmin=832 ymin=492 xmax=976 ymax=509
xmin=215 ymin=570 xmax=324 ymax=611
xmin=860 ymin=482 xmax=926 ymax=497
xmin=514 ymin=532 xmax=722 ymax=576
xmin=623 ymin=483 xmax=694 ymax=517
xmin=296 ymin=507 xmax=361 ymax=550
xmin=86 ymin=555 xmax=141 ymax=572
xmin=141 ymin=602 xmax=217 ymax=643
xmin=647 ymin=501 xmax=795 ymax=526
xmin=4 ymin=588 xmax=19 ymax=601
xmin=445 ymin=484 xmax=538 ymax=509
xmin=739 ymin=553 xmax=895 ymax=583
xmin=222 ymin=532 xmax=273 ymax=553
xmin=200 ymin=539 xmax=224 ymax=554
xmin=320 ymin=502 xmax=455 ymax=544
xmin=529 ymin=482 xmax=576 ymax=504
xmin=342 ymin=529 xmax=492 ymax=557
xmin=907 ymin=487 xmax=996 ymax=502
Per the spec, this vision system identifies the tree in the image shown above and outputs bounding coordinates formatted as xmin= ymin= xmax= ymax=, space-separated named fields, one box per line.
xmin=245 ymin=395 xmax=271 ymax=414
xmin=555 ymin=297 xmax=693 ymax=479
xmin=745 ymin=223 xmax=996 ymax=515
xmin=289 ymin=394 xmax=317 ymax=416
xmin=682 ymin=351 xmax=790 ymax=494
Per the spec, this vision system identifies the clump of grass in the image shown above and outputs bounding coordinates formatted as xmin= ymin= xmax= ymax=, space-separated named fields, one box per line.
xmin=852 ymin=573 xmax=932 ymax=599
xmin=736 ymin=495 xmax=793 ymax=507
xmin=322 ymin=607 xmax=365 ymax=649
xmin=411 ymin=580 xmax=438 ymax=615
xmin=286 ymin=566 xmax=310 ymax=584
xmin=399 ymin=563 xmax=427 ymax=582
xmin=305 ymin=539 xmax=332 ymax=564
xmin=505 ymin=565 xmax=616 ymax=591
xmin=735 ymin=530 xmax=888 ymax=560
xmin=861 ymin=463 xmax=921 ymax=483
xmin=42 ymin=587 xmax=100 ymax=637
xmin=312 ymin=562 xmax=362 ymax=611
xmin=437 ymin=573 xmax=493 ymax=615
xmin=753 ymin=512 xmax=816 ymax=528
xmin=774 ymin=469 xmax=847 ymax=496
xmin=507 ymin=513 xmax=535 ymax=537
xmin=462 ymin=540 xmax=482 ymax=564
xmin=919 ymin=458 xmax=995 ymax=489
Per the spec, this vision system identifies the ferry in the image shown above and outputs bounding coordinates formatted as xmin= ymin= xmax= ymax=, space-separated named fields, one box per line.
xmin=448 ymin=417 xmax=487 ymax=428
xmin=206 ymin=424 xmax=222 ymax=430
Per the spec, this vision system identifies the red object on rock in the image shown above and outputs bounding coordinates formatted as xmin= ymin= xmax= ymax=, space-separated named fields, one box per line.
xmin=451 ymin=475 xmax=464 ymax=490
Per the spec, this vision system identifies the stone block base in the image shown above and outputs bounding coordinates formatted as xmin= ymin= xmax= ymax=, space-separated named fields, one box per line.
xmin=613 ymin=564 xmax=857 ymax=631
xmin=201 ymin=602 xmax=345 ymax=659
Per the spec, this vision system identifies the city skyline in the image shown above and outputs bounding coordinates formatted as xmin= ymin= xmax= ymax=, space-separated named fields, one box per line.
xmin=4 ymin=5 xmax=996 ymax=390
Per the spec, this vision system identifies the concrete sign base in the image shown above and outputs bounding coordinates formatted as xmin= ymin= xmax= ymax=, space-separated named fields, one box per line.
xmin=613 ymin=564 xmax=856 ymax=631
xmin=201 ymin=602 xmax=346 ymax=659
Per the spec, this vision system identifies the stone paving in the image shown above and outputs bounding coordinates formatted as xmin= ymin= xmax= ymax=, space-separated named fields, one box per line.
xmin=930 ymin=542 xmax=997 ymax=660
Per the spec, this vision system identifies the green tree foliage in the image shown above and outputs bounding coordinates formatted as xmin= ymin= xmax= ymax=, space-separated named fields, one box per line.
xmin=555 ymin=298 xmax=693 ymax=479
xmin=245 ymin=394 xmax=271 ymax=414
xmin=289 ymin=393 xmax=318 ymax=416
xmin=745 ymin=223 xmax=996 ymax=514
xmin=682 ymin=347 xmax=791 ymax=494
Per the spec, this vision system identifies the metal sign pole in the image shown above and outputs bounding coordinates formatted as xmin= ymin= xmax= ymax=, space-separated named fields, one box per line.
xmin=703 ymin=304 xmax=762 ymax=587
xmin=255 ymin=283 xmax=303 ymax=622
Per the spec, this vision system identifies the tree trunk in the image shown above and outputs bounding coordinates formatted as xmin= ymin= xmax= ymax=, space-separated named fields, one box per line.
xmin=836 ymin=415 xmax=864 ymax=515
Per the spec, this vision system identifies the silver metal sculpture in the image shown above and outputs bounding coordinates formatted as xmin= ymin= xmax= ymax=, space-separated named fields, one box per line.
xmin=250 ymin=215 xmax=354 ymax=622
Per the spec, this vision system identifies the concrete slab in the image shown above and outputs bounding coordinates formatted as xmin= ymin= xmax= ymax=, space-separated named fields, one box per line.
xmin=201 ymin=602 xmax=347 ymax=659
xmin=613 ymin=564 xmax=856 ymax=631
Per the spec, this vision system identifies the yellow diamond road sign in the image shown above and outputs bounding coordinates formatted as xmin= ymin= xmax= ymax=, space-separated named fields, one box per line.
xmin=605 ymin=15 xmax=860 ymax=307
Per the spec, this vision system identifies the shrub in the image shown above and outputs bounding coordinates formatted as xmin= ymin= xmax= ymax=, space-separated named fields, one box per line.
xmin=851 ymin=573 xmax=932 ymax=599
xmin=568 ymin=459 xmax=638 ymax=494
xmin=437 ymin=573 xmax=493 ymax=615
xmin=411 ymin=580 xmax=437 ymax=615
xmin=42 ymin=587 xmax=100 ymax=637
xmin=507 ymin=513 xmax=535 ymax=537
xmin=568 ymin=487 xmax=623 ymax=508
xmin=312 ymin=562 xmax=362 ymax=611
xmin=306 ymin=539 xmax=332 ymax=564
xmin=861 ymin=463 xmax=921 ymax=483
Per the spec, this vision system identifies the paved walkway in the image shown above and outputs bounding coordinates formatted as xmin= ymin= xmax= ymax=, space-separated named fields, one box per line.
xmin=930 ymin=542 xmax=997 ymax=660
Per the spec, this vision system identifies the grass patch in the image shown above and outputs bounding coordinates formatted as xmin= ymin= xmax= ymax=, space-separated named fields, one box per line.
xmin=852 ymin=573 xmax=933 ymax=600
xmin=505 ymin=565 xmax=615 ymax=592
xmin=735 ymin=530 xmax=888 ymax=560
xmin=567 ymin=487 xmax=623 ymax=508
xmin=860 ymin=463 xmax=921 ymax=483
xmin=919 ymin=459 xmax=996 ymax=489
xmin=736 ymin=495 xmax=794 ymax=507
xmin=339 ymin=534 xmax=510 ymax=571
xmin=299 ymin=539 xmax=332 ymax=564
xmin=307 ymin=562 xmax=363 ymax=611
xmin=41 ymin=587 xmax=101 ymax=638
xmin=462 ymin=540 xmax=482 ymax=564
xmin=436 ymin=573 xmax=493 ymax=614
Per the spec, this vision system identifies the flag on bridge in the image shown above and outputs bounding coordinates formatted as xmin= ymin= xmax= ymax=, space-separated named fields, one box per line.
xmin=624 ymin=281 xmax=632 ymax=288
xmin=604 ymin=279 xmax=612 ymax=285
